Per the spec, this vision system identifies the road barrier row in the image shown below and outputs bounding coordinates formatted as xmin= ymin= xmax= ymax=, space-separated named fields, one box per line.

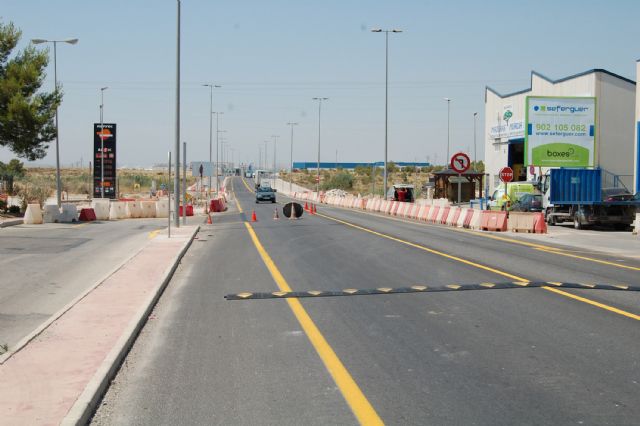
xmin=287 ymin=189 xmax=546 ymax=234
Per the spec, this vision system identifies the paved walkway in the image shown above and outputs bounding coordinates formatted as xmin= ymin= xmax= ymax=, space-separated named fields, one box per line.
xmin=0 ymin=225 xmax=198 ymax=425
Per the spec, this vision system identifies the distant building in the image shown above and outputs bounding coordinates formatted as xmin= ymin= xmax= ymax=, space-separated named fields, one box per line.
xmin=292 ymin=161 xmax=430 ymax=170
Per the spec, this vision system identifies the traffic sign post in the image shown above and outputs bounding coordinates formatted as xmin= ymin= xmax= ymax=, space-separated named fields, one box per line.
xmin=450 ymin=152 xmax=471 ymax=205
xmin=499 ymin=166 xmax=514 ymax=210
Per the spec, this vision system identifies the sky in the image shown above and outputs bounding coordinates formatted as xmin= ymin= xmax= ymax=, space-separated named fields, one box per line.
xmin=2 ymin=0 xmax=640 ymax=169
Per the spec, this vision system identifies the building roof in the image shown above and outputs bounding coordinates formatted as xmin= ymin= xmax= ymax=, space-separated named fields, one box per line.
xmin=486 ymin=69 xmax=636 ymax=100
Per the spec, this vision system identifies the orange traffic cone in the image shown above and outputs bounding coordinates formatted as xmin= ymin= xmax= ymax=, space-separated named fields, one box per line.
xmin=304 ymin=201 xmax=309 ymax=211
xmin=273 ymin=208 xmax=279 ymax=220
xmin=251 ymin=210 xmax=258 ymax=222
xmin=207 ymin=213 xmax=213 ymax=224
xmin=311 ymin=204 xmax=316 ymax=215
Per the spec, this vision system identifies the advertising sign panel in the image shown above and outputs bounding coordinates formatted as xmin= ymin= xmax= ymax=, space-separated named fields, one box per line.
xmin=93 ymin=123 xmax=117 ymax=198
xmin=525 ymin=96 xmax=596 ymax=167
xmin=191 ymin=161 xmax=215 ymax=177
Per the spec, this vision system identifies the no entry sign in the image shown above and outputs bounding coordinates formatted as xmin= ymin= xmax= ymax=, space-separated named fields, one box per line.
xmin=450 ymin=152 xmax=470 ymax=174
xmin=499 ymin=167 xmax=514 ymax=183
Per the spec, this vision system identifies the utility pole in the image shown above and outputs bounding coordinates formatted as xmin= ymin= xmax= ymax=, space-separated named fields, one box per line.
xmin=174 ymin=0 xmax=181 ymax=227
xmin=271 ymin=135 xmax=279 ymax=174
xmin=287 ymin=122 xmax=298 ymax=195
xmin=312 ymin=97 xmax=328 ymax=193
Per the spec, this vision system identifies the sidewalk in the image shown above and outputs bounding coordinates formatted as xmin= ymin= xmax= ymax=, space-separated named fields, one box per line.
xmin=0 ymin=224 xmax=199 ymax=425
xmin=503 ymin=224 xmax=640 ymax=260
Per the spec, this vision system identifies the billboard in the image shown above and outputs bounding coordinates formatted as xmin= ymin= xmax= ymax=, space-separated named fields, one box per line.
xmin=525 ymin=96 xmax=596 ymax=167
xmin=93 ymin=123 xmax=117 ymax=198
xmin=190 ymin=161 xmax=215 ymax=177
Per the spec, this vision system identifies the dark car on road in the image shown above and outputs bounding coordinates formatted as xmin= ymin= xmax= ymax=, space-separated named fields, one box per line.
xmin=256 ymin=186 xmax=276 ymax=203
xmin=511 ymin=193 xmax=543 ymax=212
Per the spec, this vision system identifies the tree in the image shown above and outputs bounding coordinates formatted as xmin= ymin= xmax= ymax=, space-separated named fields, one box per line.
xmin=0 ymin=21 xmax=60 ymax=160
xmin=0 ymin=158 xmax=25 ymax=194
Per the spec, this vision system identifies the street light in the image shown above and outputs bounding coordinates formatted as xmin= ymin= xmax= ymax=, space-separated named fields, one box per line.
xmin=444 ymin=97 xmax=451 ymax=166
xmin=213 ymin=112 xmax=224 ymax=191
xmin=287 ymin=122 xmax=299 ymax=195
xmin=473 ymin=112 xmax=478 ymax=171
xmin=31 ymin=37 xmax=79 ymax=207
xmin=99 ymin=86 xmax=108 ymax=198
xmin=371 ymin=28 xmax=402 ymax=199
xmin=203 ymin=84 xmax=221 ymax=198
xmin=271 ymin=135 xmax=279 ymax=174
xmin=312 ymin=97 xmax=328 ymax=193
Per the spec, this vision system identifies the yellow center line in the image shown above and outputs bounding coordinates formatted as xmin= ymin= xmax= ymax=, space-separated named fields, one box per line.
xmin=244 ymin=221 xmax=383 ymax=425
xmin=241 ymin=177 xmax=255 ymax=193
xmin=315 ymin=211 xmax=640 ymax=322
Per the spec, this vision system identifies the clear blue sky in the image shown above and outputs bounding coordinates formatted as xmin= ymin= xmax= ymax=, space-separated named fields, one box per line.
xmin=2 ymin=0 xmax=639 ymax=168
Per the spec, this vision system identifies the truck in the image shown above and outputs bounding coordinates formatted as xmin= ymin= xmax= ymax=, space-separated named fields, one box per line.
xmin=542 ymin=168 xmax=636 ymax=230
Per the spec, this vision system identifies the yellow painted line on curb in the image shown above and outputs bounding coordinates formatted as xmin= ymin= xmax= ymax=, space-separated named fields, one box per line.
xmin=244 ymin=221 xmax=383 ymax=425
xmin=148 ymin=229 xmax=161 ymax=239
xmin=316 ymin=211 xmax=640 ymax=322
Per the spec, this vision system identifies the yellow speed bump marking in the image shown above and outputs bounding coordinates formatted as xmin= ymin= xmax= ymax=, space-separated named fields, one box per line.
xmin=411 ymin=285 xmax=428 ymax=291
xmin=480 ymin=283 xmax=496 ymax=288
xmin=513 ymin=281 xmax=529 ymax=287
xmin=237 ymin=292 xmax=253 ymax=299
xmin=580 ymin=283 xmax=596 ymax=288
xmin=272 ymin=291 xmax=288 ymax=297
xmin=243 ymin=222 xmax=383 ymax=425
xmin=614 ymin=285 xmax=629 ymax=290
xmin=546 ymin=281 xmax=563 ymax=286
xmin=377 ymin=287 xmax=393 ymax=293
xmin=308 ymin=290 xmax=323 ymax=296
xmin=343 ymin=288 xmax=359 ymax=294
xmin=446 ymin=284 xmax=461 ymax=290
xmin=316 ymin=212 xmax=640 ymax=322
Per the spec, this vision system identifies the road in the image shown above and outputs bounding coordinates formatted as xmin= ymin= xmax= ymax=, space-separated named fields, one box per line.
xmin=92 ymin=177 xmax=640 ymax=426
xmin=0 ymin=218 xmax=167 ymax=351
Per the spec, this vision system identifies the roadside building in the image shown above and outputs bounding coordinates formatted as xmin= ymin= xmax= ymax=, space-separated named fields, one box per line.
xmin=485 ymin=69 xmax=636 ymax=193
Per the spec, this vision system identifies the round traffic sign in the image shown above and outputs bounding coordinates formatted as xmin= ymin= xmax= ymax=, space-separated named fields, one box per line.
xmin=499 ymin=166 xmax=514 ymax=183
xmin=450 ymin=152 xmax=471 ymax=174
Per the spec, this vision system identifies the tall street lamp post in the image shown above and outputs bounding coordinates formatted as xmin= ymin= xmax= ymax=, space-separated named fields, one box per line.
xmin=287 ymin=122 xmax=298 ymax=195
xmin=371 ymin=28 xmax=402 ymax=199
xmin=213 ymin=112 xmax=224 ymax=191
xmin=174 ymin=0 xmax=181 ymax=227
xmin=31 ymin=37 xmax=78 ymax=207
xmin=312 ymin=97 xmax=328 ymax=193
xmin=473 ymin=112 xmax=478 ymax=170
xmin=271 ymin=135 xmax=279 ymax=174
xmin=203 ymin=84 xmax=220 ymax=198
xmin=444 ymin=97 xmax=451 ymax=166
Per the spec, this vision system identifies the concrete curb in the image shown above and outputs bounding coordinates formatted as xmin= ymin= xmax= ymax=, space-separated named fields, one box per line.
xmin=61 ymin=225 xmax=200 ymax=426
xmin=0 ymin=218 xmax=23 ymax=228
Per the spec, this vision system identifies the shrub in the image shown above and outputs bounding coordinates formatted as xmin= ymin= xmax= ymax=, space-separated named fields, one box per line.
xmin=322 ymin=171 xmax=353 ymax=190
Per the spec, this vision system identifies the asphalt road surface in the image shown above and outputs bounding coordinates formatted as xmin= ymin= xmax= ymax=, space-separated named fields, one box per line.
xmin=93 ymin=177 xmax=640 ymax=426
xmin=0 ymin=218 xmax=167 ymax=350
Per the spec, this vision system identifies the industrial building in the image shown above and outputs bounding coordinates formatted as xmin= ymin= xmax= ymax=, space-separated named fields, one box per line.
xmin=292 ymin=161 xmax=430 ymax=170
xmin=485 ymin=69 xmax=636 ymax=193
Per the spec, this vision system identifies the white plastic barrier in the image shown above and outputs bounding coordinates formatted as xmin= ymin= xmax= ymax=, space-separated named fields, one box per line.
xmin=155 ymin=200 xmax=168 ymax=218
xmin=469 ymin=209 xmax=482 ymax=230
xmin=42 ymin=204 xmax=61 ymax=223
xmin=109 ymin=202 xmax=127 ymax=220
xmin=456 ymin=208 xmax=468 ymax=228
xmin=141 ymin=201 xmax=157 ymax=218
xmin=91 ymin=200 xmax=110 ymax=220
xmin=126 ymin=201 xmax=142 ymax=219
xmin=634 ymin=213 xmax=640 ymax=236
xmin=23 ymin=204 xmax=43 ymax=224
xmin=445 ymin=207 xmax=459 ymax=226
xmin=59 ymin=203 xmax=78 ymax=222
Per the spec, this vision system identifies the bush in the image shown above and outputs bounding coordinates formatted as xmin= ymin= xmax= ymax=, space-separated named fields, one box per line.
xmin=322 ymin=171 xmax=353 ymax=190
xmin=354 ymin=165 xmax=369 ymax=176
xmin=8 ymin=205 xmax=20 ymax=214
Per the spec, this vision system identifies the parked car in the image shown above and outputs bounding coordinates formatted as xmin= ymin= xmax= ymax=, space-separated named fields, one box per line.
xmin=510 ymin=193 xmax=543 ymax=212
xmin=602 ymin=187 xmax=634 ymax=202
xmin=255 ymin=186 xmax=276 ymax=203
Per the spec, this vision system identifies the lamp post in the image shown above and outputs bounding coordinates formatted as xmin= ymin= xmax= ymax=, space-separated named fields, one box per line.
xmin=213 ymin=112 xmax=224 ymax=191
xmin=371 ymin=28 xmax=402 ymax=199
xmin=99 ymin=86 xmax=108 ymax=198
xmin=287 ymin=122 xmax=298 ymax=195
xmin=174 ymin=0 xmax=181 ymax=227
xmin=473 ymin=112 xmax=478 ymax=171
xmin=271 ymin=135 xmax=279 ymax=174
xmin=203 ymin=84 xmax=221 ymax=198
xmin=444 ymin=97 xmax=451 ymax=166
xmin=312 ymin=97 xmax=328 ymax=193
xmin=31 ymin=37 xmax=78 ymax=207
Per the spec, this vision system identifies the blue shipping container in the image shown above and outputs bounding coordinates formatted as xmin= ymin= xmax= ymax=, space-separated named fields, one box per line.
xmin=550 ymin=168 xmax=602 ymax=204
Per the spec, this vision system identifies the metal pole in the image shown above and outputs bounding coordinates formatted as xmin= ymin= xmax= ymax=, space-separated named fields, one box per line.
xmin=53 ymin=41 xmax=62 ymax=207
xmin=287 ymin=122 xmax=297 ymax=195
xmin=215 ymin=113 xmax=221 ymax=192
xmin=174 ymin=0 xmax=181 ymax=228
xmin=168 ymin=151 xmax=171 ymax=238
xmin=313 ymin=98 xmax=327 ymax=193
xmin=182 ymin=141 xmax=187 ymax=225
xmin=446 ymin=98 xmax=451 ymax=165
xmin=272 ymin=135 xmax=279 ymax=174
xmin=473 ymin=112 xmax=478 ymax=171
xmin=208 ymin=86 xmax=212 ymax=199
xmin=457 ymin=173 xmax=462 ymax=205
xmin=383 ymin=31 xmax=388 ymax=199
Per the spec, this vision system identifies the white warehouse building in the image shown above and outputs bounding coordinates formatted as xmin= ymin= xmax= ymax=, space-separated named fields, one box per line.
xmin=485 ymin=69 xmax=636 ymax=193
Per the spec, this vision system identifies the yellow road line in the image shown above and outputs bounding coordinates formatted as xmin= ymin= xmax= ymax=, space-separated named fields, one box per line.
xmin=316 ymin=212 xmax=640 ymax=322
xmin=148 ymin=229 xmax=161 ymax=239
xmin=244 ymin=221 xmax=383 ymax=425
xmin=241 ymin=177 xmax=255 ymax=193
xmin=533 ymin=247 xmax=640 ymax=272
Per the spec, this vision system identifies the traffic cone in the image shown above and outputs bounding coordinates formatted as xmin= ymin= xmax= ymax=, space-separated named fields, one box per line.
xmin=311 ymin=204 xmax=316 ymax=215
xmin=273 ymin=208 xmax=279 ymax=220
xmin=304 ymin=201 xmax=309 ymax=211
xmin=207 ymin=213 xmax=213 ymax=224
xmin=251 ymin=210 xmax=257 ymax=222
xmin=534 ymin=212 xmax=547 ymax=234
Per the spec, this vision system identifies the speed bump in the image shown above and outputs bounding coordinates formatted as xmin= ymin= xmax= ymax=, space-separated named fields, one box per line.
xmin=225 ymin=281 xmax=640 ymax=301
